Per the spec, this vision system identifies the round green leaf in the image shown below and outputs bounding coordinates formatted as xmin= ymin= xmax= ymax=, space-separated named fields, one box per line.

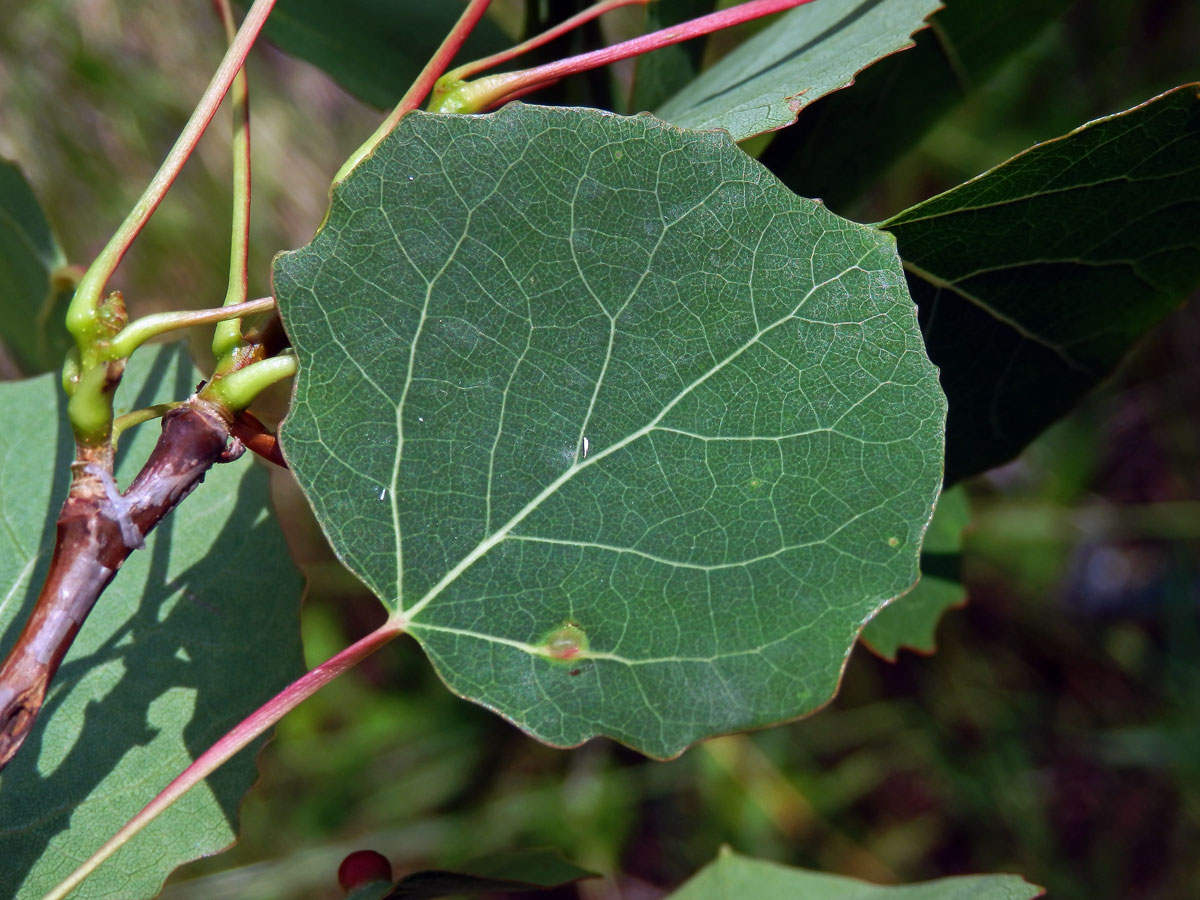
xmin=275 ymin=104 xmax=946 ymax=758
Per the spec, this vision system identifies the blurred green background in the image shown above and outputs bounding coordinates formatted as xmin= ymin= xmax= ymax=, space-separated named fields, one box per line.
xmin=1 ymin=1 xmax=1198 ymax=898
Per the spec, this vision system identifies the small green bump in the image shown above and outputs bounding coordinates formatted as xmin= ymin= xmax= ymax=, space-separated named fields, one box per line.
xmin=541 ymin=622 xmax=588 ymax=661
xmin=96 ymin=290 xmax=128 ymax=335
xmin=429 ymin=78 xmax=469 ymax=114
xmin=62 ymin=348 xmax=81 ymax=396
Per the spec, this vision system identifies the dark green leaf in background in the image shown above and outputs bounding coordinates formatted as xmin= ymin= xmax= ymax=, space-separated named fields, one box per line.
xmin=760 ymin=0 xmax=1073 ymax=212
xmin=0 ymin=345 xmax=305 ymax=899
xmin=0 ymin=157 xmax=75 ymax=375
xmin=883 ymin=84 xmax=1200 ymax=484
xmin=655 ymin=0 xmax=941 ymax=142
xmin=666 ymin=847 xmax=1044 ymax=900
xmin=275 ymin=103 xmax=946 ymax=759
xmin=242 ymin=0 xmax=510 ymax=109
xmin=627 ymin=0 xmax=718 ymax=114
xmin=860 ymin=484 xmax=967 ymax=660
xmin=385 ymin=848 xmax=596 ymax=899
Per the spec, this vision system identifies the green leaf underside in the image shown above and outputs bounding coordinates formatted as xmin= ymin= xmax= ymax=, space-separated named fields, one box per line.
xmin=761 ymin=0 xmax=1074 ymax=211
xmin=860 ymin=484 xmax=967 ymax=659
xmin=0 ymin=158 xmax=74 ymax=374
xmin=667 ymin=848 xmax=1043 ymax=900
xmin=0 ymin=346 xmax=304 ymax=899
xmin=385 ymin=848 xmax=596 ymax=898
xmin=241 ymin=0 xmax=510 ymax=109
xmin=275 ymin=104 xmax=945 ymax=759
xmin=654 ymin=0 xmax=942 ymax=142
xmin=884 ymin=84 xmax=1200 ymax=484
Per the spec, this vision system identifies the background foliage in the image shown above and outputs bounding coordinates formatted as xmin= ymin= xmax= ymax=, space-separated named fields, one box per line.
xmin=1 ymin=1 xmax=1198 ymax=899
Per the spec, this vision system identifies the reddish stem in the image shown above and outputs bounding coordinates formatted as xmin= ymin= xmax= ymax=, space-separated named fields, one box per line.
xmin=231 ymin=410 xmax=287 ymax=468
xmin=42 ymin=622 xmax=402 ymax=900
xmin=334 ymin=0 xmax=494 ymax=182
xmin=444 ymin=0 xmax=818 ymax=112
xmin=71 ymin=0 xmax=276 ymax=321
xmin=445 ymin=0 xmax=652 ymax=83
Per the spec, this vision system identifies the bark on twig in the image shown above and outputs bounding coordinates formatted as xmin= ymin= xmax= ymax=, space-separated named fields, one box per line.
xmin=0 ymin=400 xmax=241 ymax=771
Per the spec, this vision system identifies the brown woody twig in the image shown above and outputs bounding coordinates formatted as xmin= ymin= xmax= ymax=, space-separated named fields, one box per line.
xmin=0 ymin=399 xmax=243 ymax=771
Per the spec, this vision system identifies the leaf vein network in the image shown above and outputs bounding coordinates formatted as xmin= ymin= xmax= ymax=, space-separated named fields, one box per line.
xmin=400 ymin=256 xmax=870 ymax=624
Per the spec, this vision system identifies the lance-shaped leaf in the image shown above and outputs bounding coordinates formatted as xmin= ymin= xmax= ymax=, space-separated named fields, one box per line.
xmin=238 ymin=0 xmax=510 ymax=109
xmin=666 ymin=847 xmax=1043 ymax=900
xmin=275 ymin=103 xmax=946 ymax=759
xmin=860 ymin=484 xmax=967 ymax=659
xmin=760 ymin=0 xmax=1073 ymax=211
xmin=883 ymin=85 xmax=1200 ymax=484
xmin=0 ymin=158 xmax=75 ymax=374
xmin=654 ymin=0 xmax=941 ymax=142
xmin=0 ymin=345 xmax=304 ymax=899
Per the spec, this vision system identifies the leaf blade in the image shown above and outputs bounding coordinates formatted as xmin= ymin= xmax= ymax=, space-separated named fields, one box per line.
xmin=759 ymin=0 xmax=1074 ymax=211
xmin=0 ymin=345 xmax=305 ymax=900
xmin=654 ymin=0 xmax=942 ymax=142
xmin=883 ymin=84 xmax=1200 ymax=483
xmin=276 ymin=104 xmax=946 ymax=758
xmin=667 ymin=847 xmax=1043 ymax=900
xmin=0 ymin=158 xmax=74 ymax=375
xmin=628 ymin=0 xmax=718 ymax=113
xmin=860 ymin=484 xmax=967 ymax=659
xmin=241 ymin=0 xmax=510 ymax=109
xmin=385 ymin=848 xmax=596 ymax=899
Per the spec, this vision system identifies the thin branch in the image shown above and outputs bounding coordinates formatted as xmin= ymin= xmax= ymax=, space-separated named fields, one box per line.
xmin=68 ymin=0 xmax=277 ymax=346
xmin=212 ymin=0 xmax=255 ymax=363
xmin=200 ymin=353 xmax=297 ymax=412
xmin=0 ymin=401 xmax=241 ymax=771
xmin=433 ymin=0 xmax=817 ymax=114
xmin=442 ymin=0 xmax=651 ymax=83
xmin=41 ymin=622 xmax=402 ymax=900
xmin=333 ymin=0 xmax=494 ymax=184
xmin=112 ymin=402 xmax=184 ymax=444
xmin=108 ymin=297 xmax=275 ymax=359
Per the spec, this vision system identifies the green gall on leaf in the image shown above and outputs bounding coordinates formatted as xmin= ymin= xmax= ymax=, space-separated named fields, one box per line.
xmin=542 ymin=623 xmax=589 ymax=661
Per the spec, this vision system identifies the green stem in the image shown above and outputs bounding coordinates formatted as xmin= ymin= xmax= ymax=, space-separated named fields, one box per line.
xmin=68 ymin=0 xmax=276 ymax=354
xmin=212 ymin=0 xmax=254 ymax=365
xmin=441 ymin=0 xmax=650 ymax=84
xmin=66 ymin=361 xmax=124 ymax=447
xmin=431 ymin=0 xmax=816 ymax=114
xmin=112 ymin=402 xmax=183 ymax=444
xmin=107 ymin=297 xmax=275 ymax=360
xmin=200 ymin=352 xmax=297 ymax=412
xmin=39 ymin=623 xmax=402 ymax=900
xmin=333 ymin=0 xmax=493 ymax=184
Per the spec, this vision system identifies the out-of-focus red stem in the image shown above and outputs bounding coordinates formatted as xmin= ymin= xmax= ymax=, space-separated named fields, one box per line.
xmin=445 ymin=0 xmax=652 ymax=83
xmin=439 ymin=0 xmax=818 ymax=113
